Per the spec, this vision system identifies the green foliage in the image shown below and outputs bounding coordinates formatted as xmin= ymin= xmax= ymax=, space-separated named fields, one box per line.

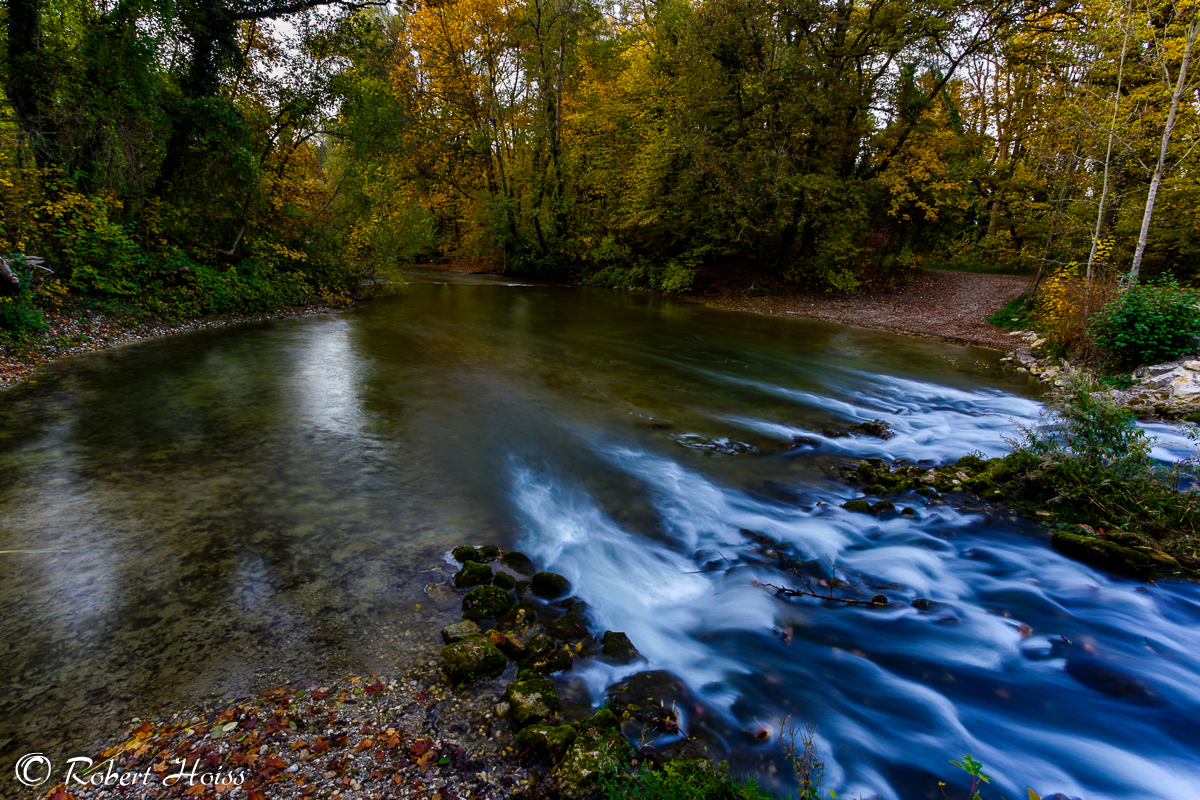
xmin=1089 ymin=279 xmax=1200 ymax=366
xmin=986 ymin=293 xmax=1034 ymax=330
xmin=1007 ymin=374 xmax=1200 ymax=547
xmin=0 ymin=257 xmax=48 ymax=341
xmin=945 ymin=755 xmax=992 ymax=800
xmin=601 ymin=759 xmax=772 ymax=800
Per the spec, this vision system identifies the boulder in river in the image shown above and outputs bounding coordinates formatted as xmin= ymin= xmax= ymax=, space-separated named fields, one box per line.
xmin=600 ymin=631 xmax=642 ymax=665
xmin=500 ymin=550 xmax=537 ymax=576
xmin=477 ymin=544 xmax=501 ymax=561
xmin=492 ymin=571 xmax=519 ymax=591
xmin=462 ymin=585 xmax=515 ymax=621
xmin=531 ymin=571 xmax=571 ymax=598
xmin=543 ymin=601 xmax=591 ymax=640
xmin=453 ymin=560 xmax=493 ymax=587
xmin=497 ymin=600 xmax=538 ymax=628
xmin=451 ymin=545 xmax=479 ymax=564
xmin=441 ymin=636 xmax=506 ymax=683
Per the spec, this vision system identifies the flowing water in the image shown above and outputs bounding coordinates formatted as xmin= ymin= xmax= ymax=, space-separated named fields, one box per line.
xmin=1 ymin=270 xmax=1198 ymax=799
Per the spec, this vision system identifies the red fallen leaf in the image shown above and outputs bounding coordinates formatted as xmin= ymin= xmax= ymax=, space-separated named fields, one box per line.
xmin=311 ymin=737 xmax=331 ymax=754
xmin=331 ymin=734 xmax=349 ymax=748
xmin=185 ymin=783 xmax=207 ymax=796
xmin=365 ymin=682 xmax=384 ymax=696
xmin=47 ymin=792 xmax=71 ymax=800
xmin=132 ymin=721 xmax=154 ymax=735
xmin=382 ymin=735 xmax=401 ymax=752
xmin=415 ymin=692 xmax=430 ymax=703
xmin=410 ymin=739 xmax=433 ymax=756
xmin=247 ymin=789 xmax=267 ymax=800
xmin=312 ymin=690 xmax=328 ymax=701
xmin=360 ymin=726 xmax=371 ymax=735
xmin=205 ymin=752 xmax=223 ymax=767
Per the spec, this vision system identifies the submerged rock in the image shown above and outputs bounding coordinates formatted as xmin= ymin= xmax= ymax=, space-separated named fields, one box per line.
xmin=441 ymin=636 xmax=506 ymax=683
xmin=842 ymin=499 xmax=873 ymax=513
xmin=462 ymin=585 xmax=515 ymax=621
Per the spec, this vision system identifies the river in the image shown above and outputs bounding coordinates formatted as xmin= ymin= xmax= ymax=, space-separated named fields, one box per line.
xmin=1 ymin=269 xmax=1198 ymax=799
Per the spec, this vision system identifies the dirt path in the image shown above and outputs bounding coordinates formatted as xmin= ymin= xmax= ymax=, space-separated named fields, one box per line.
xmin=695 ymin=269 xmax=1031 ymax=351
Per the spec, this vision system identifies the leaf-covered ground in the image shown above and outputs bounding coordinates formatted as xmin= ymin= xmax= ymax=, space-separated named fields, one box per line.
xmin=33 ymin=673 xmax=529 ymax=800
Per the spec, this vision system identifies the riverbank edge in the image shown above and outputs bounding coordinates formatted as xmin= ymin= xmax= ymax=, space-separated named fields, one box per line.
xmin=0 ymin=302 xmax=344 ymax=391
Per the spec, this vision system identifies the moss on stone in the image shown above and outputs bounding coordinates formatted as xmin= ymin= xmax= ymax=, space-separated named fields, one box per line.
xmin=454 ymin=560 xmax=493 ymax=588
xmin=451 ymin=545 xmax=479 ymax=564
xmin=505 ymin=676 xmax=560 ymax=728
xmin=515 ymin=723 xmax=577 ymax=763
xmin=441 ymin=636 xmax=506 ymax=683
xmin=462 ymin=584 xmax=515 ymax=621
xmin=554 ymin=728 xmax=633 ymax=800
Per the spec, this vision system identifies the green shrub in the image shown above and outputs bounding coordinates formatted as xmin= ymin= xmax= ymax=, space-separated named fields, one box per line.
xmin=1007 ymin=374 xmax=1199 ymax=544
xmin=1089 ymin=278 xmax=1200 ymax=366
xmin=601 ymin=759 xmax=771 ymax=800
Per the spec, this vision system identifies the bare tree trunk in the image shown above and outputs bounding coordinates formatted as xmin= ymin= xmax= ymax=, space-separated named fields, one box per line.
xmin=1086 ymin=3 xmax=1131 ymax=305
xmin=1131 ymin=16 xmax=1199 ymax=282
xmin=0 ymin=259 xmax=18 ymax=296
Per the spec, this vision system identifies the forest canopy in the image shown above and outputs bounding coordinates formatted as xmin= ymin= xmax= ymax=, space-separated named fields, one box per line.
xmin=3 ymin=0 xmax=1200 ymax=313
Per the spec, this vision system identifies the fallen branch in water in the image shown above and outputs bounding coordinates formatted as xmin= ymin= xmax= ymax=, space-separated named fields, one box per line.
xmin=758 ymin=581 xmax=887 ymax=606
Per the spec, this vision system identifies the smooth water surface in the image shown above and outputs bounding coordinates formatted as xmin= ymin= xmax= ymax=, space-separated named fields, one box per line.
xmin=2 ymin=270 xmax=1198 ymax=799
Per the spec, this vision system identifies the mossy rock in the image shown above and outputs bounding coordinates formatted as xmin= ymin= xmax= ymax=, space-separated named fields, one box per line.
xmin=1050 ymin=531 xmax=1169 ymax=578
xmin=524 ymin=633 xmax=556 ymax=662
xmin=515 ymin=723 xmax=577 ymax=763
xmin=451 ymin=545 xmax=479 ymax=564
xmin=505 ymin=676 xmax=560 ymax=728
xmin=531 ymin=571 xmax=571 ymax=598
xmin=441 ymin=620 xmax=482 ymax=644
xmin=605 ymin=670 xmax=694 ymax=723
xmin=842 ymin=499 xmax=874 ymax=513
xmin=525 ymin=643 xmax=575 ymax=675
xmin=500 ymin=550 xmax=537 ymax=576
xmin=578 ymin=707 xmax=621 ymax=733
xmin=492 ymin=571 xmax=519 ymax=591
xmin=850 ymin=419 xmax=895 ymax=440
xmin=600 ymin=631 xmax=641 ymax=665
xmin=956 ymin=454 xmax=987 ymax=473
xmin=497 ymin=600 xmax=538 ymax=628
xmin=981 ymin=488 xmax=1006 ymax=502
xmin=462 ymin=584 xmax=515 ymax=621
xmin=543 ymin=602 xmax=591 ymax=641
xmin=477 ymin=544 xmax=502 ymax=562
xmin=863 ymin=483 xmax=889 ymax=495
xmin=454 ymin=560 xmax=493 ymax=588
xmin=488 ymin=628 xmax=537 ymax=661
xmin=554 ymin=728 xmax=633 ymax=800
xmin=441 ymin=636 xmax=506 ymax=683
xmin=871 ymin=500 xmax=895 ymax=514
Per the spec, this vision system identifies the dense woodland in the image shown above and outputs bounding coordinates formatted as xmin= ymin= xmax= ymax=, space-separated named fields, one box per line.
xmin=4 ymin=0 xmax=1200 ymax=331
